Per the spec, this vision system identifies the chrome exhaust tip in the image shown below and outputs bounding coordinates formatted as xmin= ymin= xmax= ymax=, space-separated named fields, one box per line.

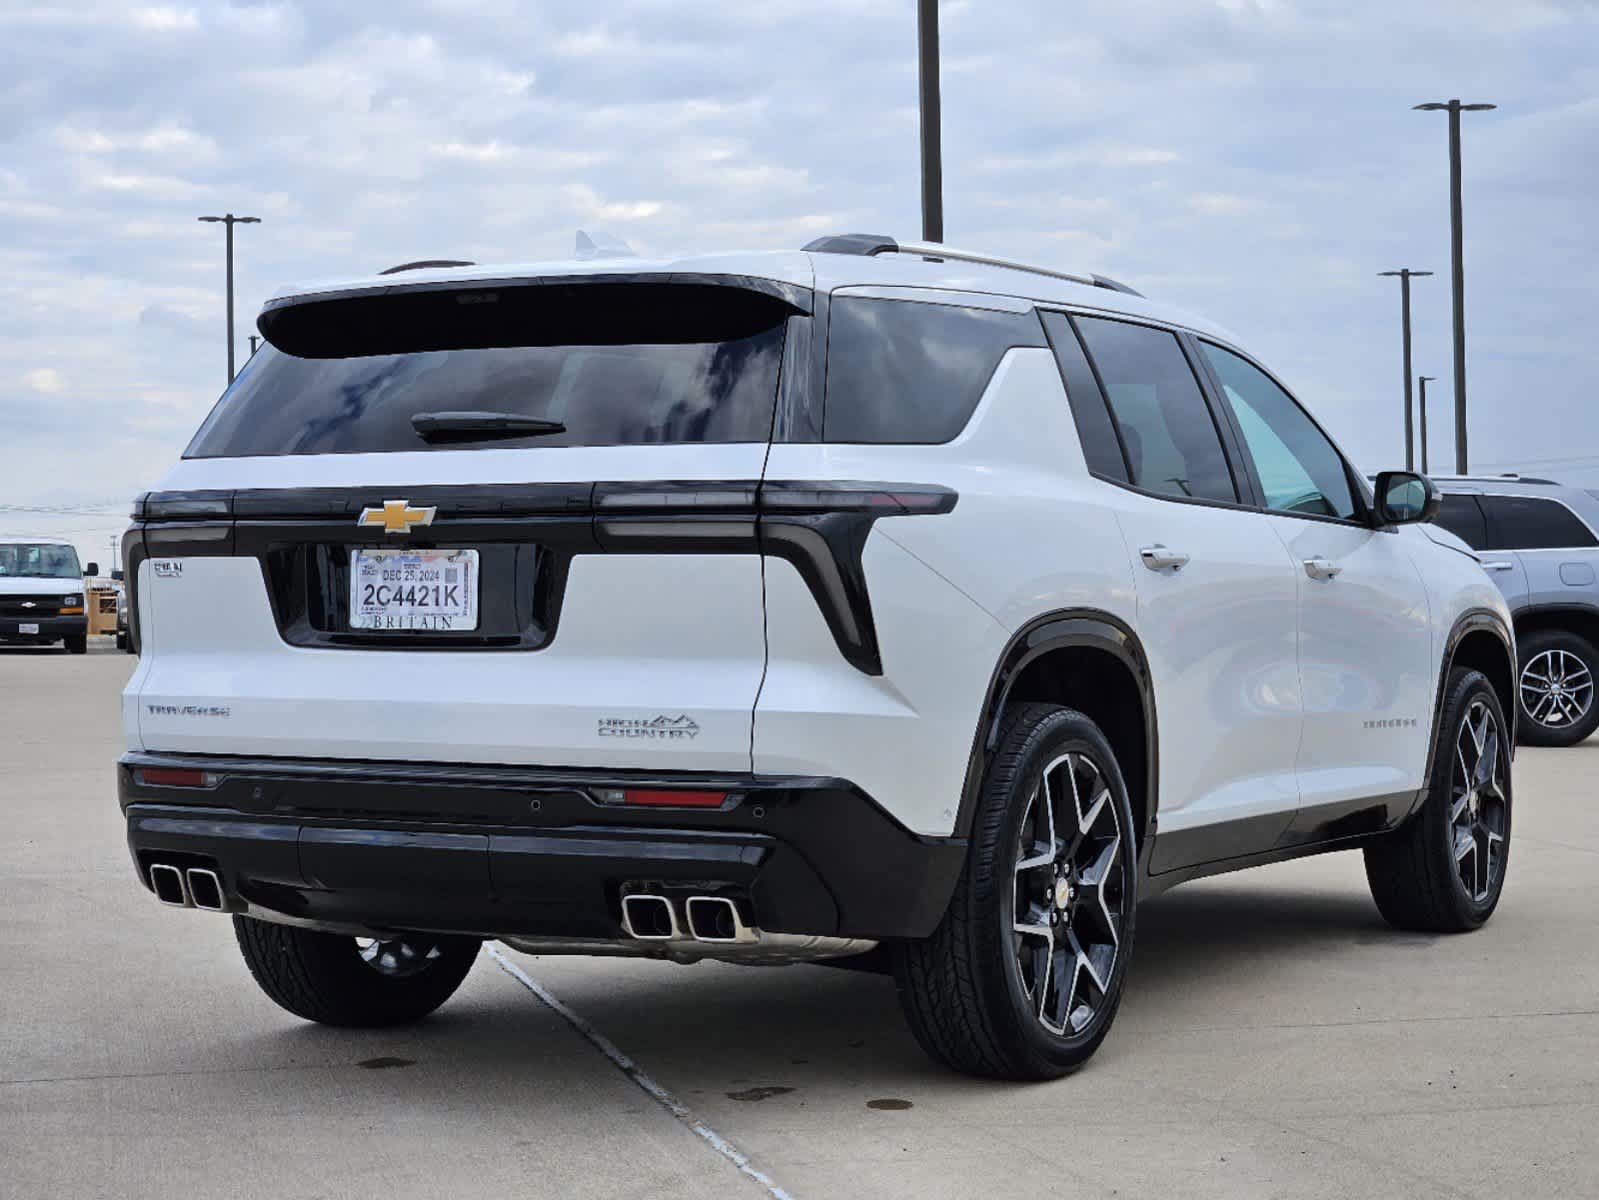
xmin=186 ymin=868 xmax=226 ymax=912
xmin=620 ymin=893 xmax=679 ymax=940
xmin=685 ymin=895 xmax=757 ymax=944
xmin=148 ymin=863 xmax=190 ymax=908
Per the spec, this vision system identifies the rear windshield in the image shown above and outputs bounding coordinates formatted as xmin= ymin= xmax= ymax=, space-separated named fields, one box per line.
xmin=186 ymin=282 xmax=793 ymax=457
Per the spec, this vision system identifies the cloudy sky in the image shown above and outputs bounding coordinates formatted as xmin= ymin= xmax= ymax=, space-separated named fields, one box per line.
xmin=3 ymin=0 xmax=1597 ymax=563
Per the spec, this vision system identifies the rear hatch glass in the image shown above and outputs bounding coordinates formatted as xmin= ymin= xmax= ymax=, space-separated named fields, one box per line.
xmin=186 ymin=280 xmax=798 ymax=458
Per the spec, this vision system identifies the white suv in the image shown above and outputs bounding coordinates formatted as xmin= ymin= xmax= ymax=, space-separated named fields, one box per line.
xmin=120 ymin=236 xmax=1515 ymax=1079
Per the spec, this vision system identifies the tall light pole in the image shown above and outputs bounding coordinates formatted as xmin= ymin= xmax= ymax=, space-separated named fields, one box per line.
xmin=198 ymin=213 xmax=261 ymax=385
xmin=1414 ymin=99 xmax=1495 ymax=473
xmin=1417 ymin=375 xmax=1436 ymax=474
xmin=1379 ymin=268 xmax=1433 ymax=469
xmin=917 ymin=0 xmax=943 ymax=243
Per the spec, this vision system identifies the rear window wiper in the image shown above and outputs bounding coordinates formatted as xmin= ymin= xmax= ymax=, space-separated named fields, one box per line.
xmin=410 ymin=411 xmax=567 ymax=443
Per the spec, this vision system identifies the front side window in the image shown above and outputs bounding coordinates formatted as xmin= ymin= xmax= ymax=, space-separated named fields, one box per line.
xmin=1074 ymin=316 xmax=1237 ymax=503
xmin=1480 ymin=496 xmax=1599 ymax=550
xmin=1200 ymin=342 xmax=1358 ymax=521
xmin=0 ymin=543 xmax=82 ymax=579
xmin=824 ymin=296 xmax=1044 ymax=443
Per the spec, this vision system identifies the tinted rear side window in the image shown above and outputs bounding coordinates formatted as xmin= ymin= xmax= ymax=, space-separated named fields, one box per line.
xmin=1480 ymin=496 xmax=1599 ymax=550
xmin=1074 ymin=316 xmax=1237 ymax=504
xmin=185 ymin=282 xmax=793 ymax=457
xmin=823 ymin=297 xmax=1044 ymax=443
xmin=1434 ymin=494 xmax=1489 ymax=549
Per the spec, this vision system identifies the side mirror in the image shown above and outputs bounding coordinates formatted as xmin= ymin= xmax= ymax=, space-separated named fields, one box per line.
xmin=1373 ymin=471 xmax=1441 ymax=526
xmin=111 ymin=569 xmax=125 ymax=582
xmin=84 ymin=562 xmax=100 ymax=577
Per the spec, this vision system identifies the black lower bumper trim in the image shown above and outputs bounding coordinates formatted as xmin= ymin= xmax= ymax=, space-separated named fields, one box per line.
xmin=120 ymin=753 xmax=965 ymax=941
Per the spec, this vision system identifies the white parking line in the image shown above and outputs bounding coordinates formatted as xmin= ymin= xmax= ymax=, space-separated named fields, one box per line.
xmin=486 ymin=944 xmax=796 ymax=1200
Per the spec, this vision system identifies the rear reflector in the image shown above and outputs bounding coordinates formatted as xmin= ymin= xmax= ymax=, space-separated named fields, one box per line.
xmin=137 ymin=767 xmax=216 ymax=789
xmin=619 ymin=789 xmax=728 ymax=809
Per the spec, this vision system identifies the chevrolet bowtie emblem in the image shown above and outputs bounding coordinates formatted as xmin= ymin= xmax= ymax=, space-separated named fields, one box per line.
xmin=359 ymin=500 xmax=437 ymax=534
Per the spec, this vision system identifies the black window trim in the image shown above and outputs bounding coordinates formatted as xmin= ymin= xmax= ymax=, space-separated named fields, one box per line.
xmin=1039 ymin=306 xmax=1262 ymax=516
xmin=1187 ymin=333 xmax=1379 ymax=531
xmin=1473 ymin=492 xmax=1599 ymax=553
xmin=1038 ymin=310 xmax=1132 ymax=483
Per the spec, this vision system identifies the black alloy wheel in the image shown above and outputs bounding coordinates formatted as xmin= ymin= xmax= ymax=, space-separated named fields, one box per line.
xmin=894 ymin=703 xmax=1138 ymax=1079
xmin=1366 ymin=667 xmax=1512 ymax=932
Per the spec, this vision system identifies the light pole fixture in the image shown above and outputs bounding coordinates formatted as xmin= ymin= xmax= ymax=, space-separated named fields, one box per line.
xmin=918 ymin=0 xmax=943 ymax=243
xmin=1417 ymin=375 xmax=1436 ymax=474
xmin=198 ymin=213 xmax=261 ymax=385
xmin=1414 ymin=99 xmax=1495 ymax=473
xmin=1379 ymin=268 xmax=1433 ymax=470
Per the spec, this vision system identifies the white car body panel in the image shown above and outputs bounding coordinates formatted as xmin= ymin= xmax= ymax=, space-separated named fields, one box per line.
xmin=1113 ymin=500 xmax=1303 ymax=842
xmin=131 ymin=443 xmax=771 ymax=771
xmin=1266 ymin=517 xmax=1435 ymax=808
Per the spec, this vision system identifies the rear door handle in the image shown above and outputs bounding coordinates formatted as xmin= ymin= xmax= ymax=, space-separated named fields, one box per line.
xmin=1481 ymin=561 xmax=1515 ymax=572
xmin=1303 ymin=557 xmax=1342 ymax=581
xmin=1140 ymin=545 xmax=1190 ymax=571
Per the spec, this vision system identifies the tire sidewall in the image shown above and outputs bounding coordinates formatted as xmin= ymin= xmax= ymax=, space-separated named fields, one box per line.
xmin=978 ymin=707 xmax=1138 ymax=1073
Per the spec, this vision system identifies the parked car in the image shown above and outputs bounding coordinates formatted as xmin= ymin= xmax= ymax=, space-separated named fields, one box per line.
xmin=1428 ymin=476 xmax=1599 ymax=746
xmin=119 ymin=236 xmax=1515 ymax=1079
xmin=0 ymin=536 xmax=91 ymax=654
xmin=115 ymin=582 xmax=132 ymax=652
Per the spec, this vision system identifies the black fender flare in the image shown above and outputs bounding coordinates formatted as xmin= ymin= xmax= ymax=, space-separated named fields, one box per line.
xmin=954 ymin=609 xmax=1159 ymax=870
xmin=1413 ymin=608 xmax=1516 ymax=820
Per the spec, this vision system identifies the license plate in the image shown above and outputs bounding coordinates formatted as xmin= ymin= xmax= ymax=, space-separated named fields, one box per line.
xmin=350 ymin=548 xmax=479 ymax=632
xmin=19 ymin=623 xmax=39 ymax=635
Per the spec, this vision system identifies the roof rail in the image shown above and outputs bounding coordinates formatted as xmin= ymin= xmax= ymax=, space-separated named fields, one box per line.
xmin=1429 ymin=472 xmax=1561 ymax=486
xmin=379 ymin=259 xmax=476 ymax=276
xmin=801 ymin=234 xmax=1144 ymax=298
xmin=1432 ymin=473 xmax=1554 ymax=486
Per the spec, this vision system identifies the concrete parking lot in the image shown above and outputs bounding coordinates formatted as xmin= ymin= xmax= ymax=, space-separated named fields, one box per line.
xmin=3 ymin=645 xmax=1597 ymax=1199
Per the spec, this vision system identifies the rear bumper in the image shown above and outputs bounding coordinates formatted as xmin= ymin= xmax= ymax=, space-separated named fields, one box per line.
xmin=0 ymin=614 xmax=85 ymax=641
xmin=118 ymin=753 xmax=965 ymax=941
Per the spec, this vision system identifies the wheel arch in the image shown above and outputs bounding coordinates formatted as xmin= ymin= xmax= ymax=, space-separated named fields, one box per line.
xmin=1513 ymin=603 xmax=1599 ymax=655
xmin=956 ymin=610 xmax=1157 ymax=868
xmin=1433 ymin=609 xmax=1517 ymax=767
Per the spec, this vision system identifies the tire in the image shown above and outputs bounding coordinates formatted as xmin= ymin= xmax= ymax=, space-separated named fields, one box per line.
xmin=892 ymin=703 xmax=1138 ymax=1079
xmin=115 ymin=631 xmax=127 ymax=651
xmin=1515 ymin=628 xmax=1599 ymax=747
xmin=1364 ymin=667 xmax=1511 ymax=932
xmin=233 ymin=917 xmax=480 ymax=1027
xmin=64 ymin=634 xmax=87 ymax=655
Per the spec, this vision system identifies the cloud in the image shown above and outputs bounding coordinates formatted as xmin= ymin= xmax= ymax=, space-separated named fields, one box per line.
xmin=129 ymin=6 xmax=200 ymax=32
xmin=3 ymin=0 xmax=1599 ymax=568
xmin=22 ymin=368 xmax=66 ymax=394
xmin=1187 ymin=191 xmax=1258 ymax=215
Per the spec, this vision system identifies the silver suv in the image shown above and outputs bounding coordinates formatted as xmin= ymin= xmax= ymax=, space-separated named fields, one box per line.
xmin=1432 ymin=475 xmax=1599 ymax=745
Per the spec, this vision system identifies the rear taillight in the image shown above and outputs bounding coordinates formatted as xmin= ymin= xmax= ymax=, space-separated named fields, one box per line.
xmin=136 ymin=767 xmax=218 ymax=789
xmin=594 ymin=788 xmax=729 ymax=809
